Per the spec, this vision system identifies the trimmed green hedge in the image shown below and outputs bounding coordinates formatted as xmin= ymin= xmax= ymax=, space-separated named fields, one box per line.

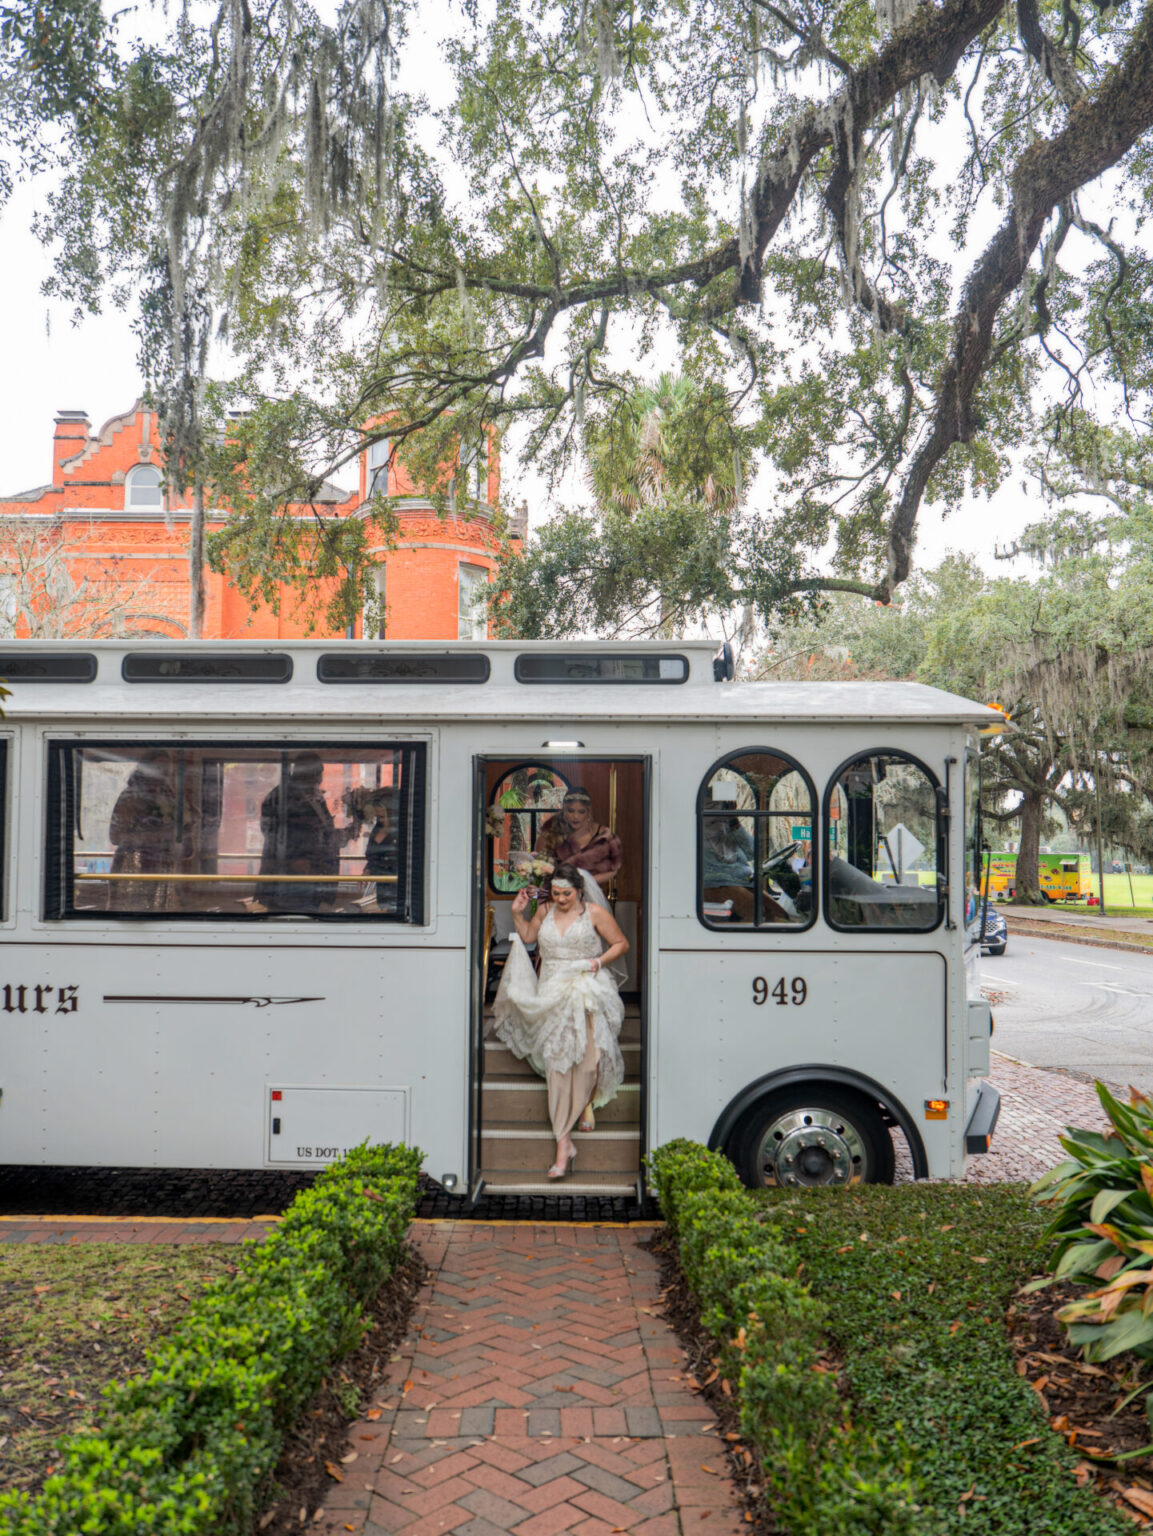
xmin=649 ymin=1140 xmax=919 ymax=1536
xmin=651 ymin=1140 xmax=1134 ymax=1536
xmin=0 ymin=1143 xmax=422 ymax=1536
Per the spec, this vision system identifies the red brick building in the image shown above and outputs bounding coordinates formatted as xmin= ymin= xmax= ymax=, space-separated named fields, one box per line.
xmin=0 ymin=402 xmax=523 ymax=639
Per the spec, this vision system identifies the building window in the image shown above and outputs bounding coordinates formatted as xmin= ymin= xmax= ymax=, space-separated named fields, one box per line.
xmin=367 ymin=437 xmax=390 ymax=497
xmin=363 ymin=565 xmax=387 ymax=639
xmin=699 ymin=749 xmax=816 ymax=929
xmin=459 ymin=434 xmax=488 ymax=499
xmin=0 ymin=576 xmax=17 ymax=639
xmin=824 ymin=751 xmax=942 ymax=931
xmin=45 ymin=740 xmax=426 ymax=923
xmin=458 ymin=562 xmax=489 ymax=640
xmin=125 ymin=465 xmax=163 ymax=510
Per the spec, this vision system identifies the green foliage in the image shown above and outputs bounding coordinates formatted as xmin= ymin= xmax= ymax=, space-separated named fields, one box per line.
xmin=0 ymin=0 xmax=112 ymax=202
xmin=22 ymin=0 xmax=1153 ymax=625
xmin=778 ymin=1182 xmax=1132 ymax=1535
xmin=652 ymin=1141 xmax=1133 ymax=1535
xmin=1031 ymin=1085 xmax=1153 ymax=1362
xmin=0 ymin=1142 xmax=421 ymax=1536
xmin=647 ymin=1142 xmax=920 ymax=1536
xmin=496 ymin=372 xmax=748 ymax=637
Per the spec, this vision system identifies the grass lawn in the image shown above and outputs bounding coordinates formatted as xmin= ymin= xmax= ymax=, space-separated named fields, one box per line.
xmin=1003 ymin=871 xmax=1153 ymax=917
xmin=758 ymin=1183 xmax=1137 ymax=1535
xmin=0 ymin=1244 xmax=237 ymax=1496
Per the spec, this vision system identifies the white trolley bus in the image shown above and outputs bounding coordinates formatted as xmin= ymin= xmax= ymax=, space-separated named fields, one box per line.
xmin=0 ymin=639 xmax=999 ymax=1197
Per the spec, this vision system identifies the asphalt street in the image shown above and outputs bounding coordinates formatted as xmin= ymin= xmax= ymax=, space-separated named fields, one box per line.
xmin=979 ymin=932 xmax=1153 ymax=1094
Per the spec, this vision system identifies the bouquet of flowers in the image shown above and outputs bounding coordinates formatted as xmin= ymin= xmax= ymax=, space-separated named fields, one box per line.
xmin=508 ymin=852 xmax=556 ymax=910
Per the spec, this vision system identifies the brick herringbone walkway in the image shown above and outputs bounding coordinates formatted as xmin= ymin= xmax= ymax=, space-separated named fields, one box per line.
xmin=319 ymin=1223 xmax=744 ymax=1536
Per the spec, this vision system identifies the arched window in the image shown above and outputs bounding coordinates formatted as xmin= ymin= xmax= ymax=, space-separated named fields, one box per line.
xmin=824 ymin=751 xmax=942 ymax=931
xmin=698 ymin=749 xmax=815 ymax=929
xmin=487 ymin=763 xmax=572 ymax=892
xmin=126 ymin=465 xmax=163 ymax=510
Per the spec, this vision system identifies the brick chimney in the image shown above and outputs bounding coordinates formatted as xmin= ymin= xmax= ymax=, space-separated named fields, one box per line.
xmin=53 ymin=410 xmax=91 ymax=485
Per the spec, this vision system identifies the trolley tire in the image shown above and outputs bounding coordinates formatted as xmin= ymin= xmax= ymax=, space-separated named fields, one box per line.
xmin=730 ymin=1086 xmax=895 ymax=1190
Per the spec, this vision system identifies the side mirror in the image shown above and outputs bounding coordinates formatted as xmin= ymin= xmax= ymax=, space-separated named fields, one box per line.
xmin=713 ymin=641 xmax=735 ymax=682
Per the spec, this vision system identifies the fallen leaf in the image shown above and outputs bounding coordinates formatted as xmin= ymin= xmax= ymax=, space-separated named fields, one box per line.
xmin=402 ymin=1380 xmax=414 ymax=1394
xmin=341 ymin=1452 xmax=358 ymax=1464
xmin=970 ymin=1256 xmax=990 ymax=1264
xmin=366 ymin=1408 xmax=382 ymax=1421
xmin=1011 ymin=1438 xmax=1041 ymax=1452
xmin=891 ymin=1291 xmax=902 ymax=1302
xmin=1122 ymin=1486 xmax=1153 ymax=1518
xmin=325 ymin=1462 xmax=344 ymax=1483
xmin=724 ymin=1433 xmax=742 ymax=1442
xmin=701 ymin=1464 xmax=718 ymax=1474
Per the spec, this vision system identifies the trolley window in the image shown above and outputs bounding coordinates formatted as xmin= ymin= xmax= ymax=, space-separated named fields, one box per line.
xmin=825 ymin=751 xmax=942 ymax=932
xmin=45 ymin=741 xmax=426 ymax=923
xmin=698 ymin=750 xmax=815 ymax=929
xmin=515 ymin=654 xmax=688 ymax=683
xmin=487 ymin=762 xmax=572 ymax=893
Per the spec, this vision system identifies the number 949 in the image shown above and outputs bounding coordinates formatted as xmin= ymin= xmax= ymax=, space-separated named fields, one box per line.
xmin=752 ymin=976 xmax=807 ymax=1006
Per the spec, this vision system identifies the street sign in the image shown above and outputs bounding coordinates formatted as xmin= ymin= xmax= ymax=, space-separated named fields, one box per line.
xmin=882 ymin=823 xmax=924 ymax=881
xmin=791 ymin=825 xmax=812 ymax=841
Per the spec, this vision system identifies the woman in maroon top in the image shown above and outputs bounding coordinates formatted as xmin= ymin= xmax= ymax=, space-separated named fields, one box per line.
xmin=535 ymin=788 xmax=623 ymax=890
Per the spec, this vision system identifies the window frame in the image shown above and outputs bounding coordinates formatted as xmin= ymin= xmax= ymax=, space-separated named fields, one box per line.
xmin=125 ymin=464 xmax=164 ymax=510
xmin=43 ymin=738 xmax=427 ymax=925
xmin=822 ymin=747 xmax=944 ymax=936
xmin=514 ymin=654 xmax=689 ymax=684
xmin=457 ymin=562 xmax=490 ymax=641
xmin=696 ymin=746 xmax=818 ymax=933
xmin=366 ymin=437 xmax=390 ymax=497
xmin=486 ymin=760 xmax=573 ymax=893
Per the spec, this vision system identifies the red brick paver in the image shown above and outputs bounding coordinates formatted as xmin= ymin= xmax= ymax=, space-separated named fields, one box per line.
xmin=317 ymin=1222 xmax=745 ymax=1536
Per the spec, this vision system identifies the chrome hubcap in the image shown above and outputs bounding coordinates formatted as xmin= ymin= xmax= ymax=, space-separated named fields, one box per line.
xmin=757 ymin=1108 xmax=866 ymax=1187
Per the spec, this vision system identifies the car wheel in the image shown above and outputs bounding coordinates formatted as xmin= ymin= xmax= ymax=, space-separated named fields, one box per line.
xmin=985 ymin=942 xmax=1006 ymax=955
xmin=731 ymin=1087 xmax=895 ymax=1189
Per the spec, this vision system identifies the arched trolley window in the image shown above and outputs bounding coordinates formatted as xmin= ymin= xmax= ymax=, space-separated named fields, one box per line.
xmin=698 ymin=749 xmax=816 ymax=929
xmin=487 ymin=762 xmax=572 ymax=893
xmin=823 ymin=750 xmax=943 ymax=932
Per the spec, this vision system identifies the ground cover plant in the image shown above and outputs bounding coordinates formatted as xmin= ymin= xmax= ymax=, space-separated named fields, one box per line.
xmin=0 ymin=1143 xmax=421 ymax=1536
xmin=651 ymin=1141 xmax=1136 ymax=1535
xmin=0 ymin=1246 xmax=236 ymax=1496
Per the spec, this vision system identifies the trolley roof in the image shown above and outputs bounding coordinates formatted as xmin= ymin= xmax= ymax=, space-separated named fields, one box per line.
xmin=0 ymin=640 xmax=1001 ymax=727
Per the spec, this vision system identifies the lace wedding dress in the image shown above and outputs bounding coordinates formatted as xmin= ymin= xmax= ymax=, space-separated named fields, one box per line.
xmin=492 ymin=902 xmax=626 ymax=1108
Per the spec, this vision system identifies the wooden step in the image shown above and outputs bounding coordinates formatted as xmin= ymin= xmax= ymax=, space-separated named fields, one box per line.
xmin=482 ymin=1079 xmax=639 ymax=1124
xmin=480 ymin=1123 xmax=642 ymax=1173
xmin=483 ymin=1039 xmax=640 ymax=1078
xmin=478 ymin=1168 xmax=639 ymax=1198
xmin=484 ymin=1012 xmax=641 ymax=1041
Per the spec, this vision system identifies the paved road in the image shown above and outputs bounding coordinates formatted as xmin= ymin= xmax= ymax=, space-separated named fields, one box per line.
xmin=980 ymin=932 xmax=1153 ymax=1093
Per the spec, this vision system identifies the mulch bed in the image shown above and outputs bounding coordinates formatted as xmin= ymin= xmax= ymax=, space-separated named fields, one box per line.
xmin=651 ymin=1232 xmax=1153 ymax=1532
xmin=648 ymin=1232 xmax=783 ymax=1536
xmin=1010 ymin=1281 xmax=1153 ymax=1527
xmin=255 ymin=1244 xmax=428 ymax=1535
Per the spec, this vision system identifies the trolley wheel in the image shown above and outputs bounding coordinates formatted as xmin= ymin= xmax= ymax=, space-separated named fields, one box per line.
xmin=731 ymin=1087 xmax=895 ymax=1189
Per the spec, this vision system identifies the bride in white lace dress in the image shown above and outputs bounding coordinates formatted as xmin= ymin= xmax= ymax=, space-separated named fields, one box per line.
xmin=493 ymin=862 xmax=629 ymax=1179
